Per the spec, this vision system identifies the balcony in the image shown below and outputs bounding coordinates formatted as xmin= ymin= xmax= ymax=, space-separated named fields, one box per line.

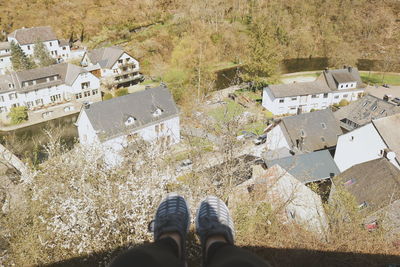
xmin=114 ymin=72 xmax=143 ymax=84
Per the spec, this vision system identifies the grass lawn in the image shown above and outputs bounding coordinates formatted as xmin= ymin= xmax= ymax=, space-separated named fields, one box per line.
xmin=360 ymin=72 xmax=400 ymax=86
xmin=240 ymin=120 xmax=267 ymax=135
xmin=208 ymin=99 xmax=245 ymax=123
xmin=235 ymin=88 xmax=262 ymax=101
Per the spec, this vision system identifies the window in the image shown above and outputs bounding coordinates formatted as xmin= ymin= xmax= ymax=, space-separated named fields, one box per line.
xmin=346 ymin=84 xmax=348 ymax=88
xmin=343 ymin=94 xmax=348 ymax=98
xmin=334 ymin=95 xmax=339 ymax=99
xmin=92 ymin=89 xmax=98 ymax=95
xmin=153 ymin=108 xmax=163 ymax=117
xmin=311 ymin=94 xmax=318 ymax=98
xmin=155 ymin=124 xmax=160 ymax=133
xmin=0 ymin=107 xmax=7 ymax=113
xmin=63 ymin=47 xmax=66 ymax=50
xmin=380 ymin=109 xmax=386 ymax=114
xmin=75 ymin=93 xmax=83 ymax=99
xmin=372 ymin=105 xmax=377 ymax=111
xmin=291 ymin=97 xmax=297 ymax=101
xmin=279 ymin=99 xmax=284 ymax=103
xmin=0 ymin=96 xmax=4 ymax=102
xmin=321 ymin=123 xmax=327 ymax=129
xmin=50 ymin=94 xmax=61 ymax=102
xmin=323 ymin=93 xmax=328 ymax=98
xmin=113 ymin=69 xmax=118 ymax=74
xmin=81 ymin=82 xmax=90 ymax=89
xmin=9 ymin=93 xmax=17 ymax=100
xmin=84 ymin=91 xmax=91 ymax=97
xmin=125 ymin=116 xmax=136 ymax=126
xmin=26 ymin=101 xmax=34 ymax=108
xmin=349 ymin=136 xmax=354 ymax=141
xmin=362 ymin=101 xmax=368 ymax=107
xmin=340 ymin=85 xmax=343 ymax=88
xmin=49 ymin=42 xmax=53 ymax=47
xmin=118 ymin=59 xmax=123 ymax=64
xmin=36 ymin=99 xmax=43 ymax=105
xmin=27 ymin=45 xmax=31 ymax=50
xmin=11 ymin=103 xmax=19 ymax=108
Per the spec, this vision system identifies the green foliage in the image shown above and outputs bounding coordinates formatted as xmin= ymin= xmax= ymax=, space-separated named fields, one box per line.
xmin=10 ymin=41 xmax=35 ymax=71
xmin=242 ymin=22 xmax=283 ymax=87
xmin=103 ymin=93 xmax=113 ymax=100
xmin=163 ymin=68 xmax=190 ymax=102
xmin=115 ymin=88 xmax=129 ymax=97
xmin=208 ymin=99 xmax=244 ymax=123
xmin=9 ymin=106 xmax=28 ymax=124
xmin=33 ymin=40 xmax=56 ymax=67
xmin=360 ymin=72 xmax=400 ymax=86
xmin=339 ymin=99 xmax=350 ymax=107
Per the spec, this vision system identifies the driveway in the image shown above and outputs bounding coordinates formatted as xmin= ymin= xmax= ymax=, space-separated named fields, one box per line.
xmin=365 ymin=85 xmax=400 ymax=100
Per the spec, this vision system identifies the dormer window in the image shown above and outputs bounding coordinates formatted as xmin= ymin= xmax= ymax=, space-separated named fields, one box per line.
xmin=321 ymin=123 xmax=327 ymax=129
xmin=152 ymin=108 xmax=163 ymax=117
xmin=125 ymin=116 xmax=136 ymax=126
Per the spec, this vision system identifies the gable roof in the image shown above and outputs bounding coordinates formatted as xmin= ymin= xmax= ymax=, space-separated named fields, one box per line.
xmin=334 ymin=94 xmax=400 ymax=130
xmin=8 ymin=26 xmax=57 ymax=45
xmin=372 ymin=113 xmax=400 ymax=159
xmin=86 ymin=46 xmax=125 ymax=69
xmin=335 ymin=158 xmax=400 ymax=213
xmin=82 ymin=86 xmax=179 ymax=141
xmin=279 ymin=109 xmax=342 ymax=152
xmin=320 ymin=67 xmax=365 ymax=90
xmin=0 ymin=63 xmax=86 ymax=93
xmin=265 ymin=150 xmax=340 ymax=183
xmin=267 ymin=80 xmax=331 ymax=98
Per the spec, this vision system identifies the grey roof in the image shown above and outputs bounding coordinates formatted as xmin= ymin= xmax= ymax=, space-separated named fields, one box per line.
xmin=82 ymin=86 xmax=179 ymax=141
xmin=334 ymin=94 xmax=400 ymax=130
xmin=0 ymin=63 xmax=86 ymax=93
xmin=267 ymin=80 xmax=331 ymax=98
xmin=59 ymin=39 xmax=69 ymax=47
xmin=372 ymin=113 xmax=400 ymax=160
xmin=335 ymin=158 xmax=400 ymax=213
xmin=320 ymin=67 xmax=365 ymax=90
xmin=0 ymin=42 xmax=10 ymax=50
xmin=265 ymin=150 xmax=340 ymax=183
xmin=86 ymin=46 xmax=125 ymax=69
xmin=8 ymin=26 xmax=58 ymax=45
xmin=279 ymin=109 xmax=343 ymax=152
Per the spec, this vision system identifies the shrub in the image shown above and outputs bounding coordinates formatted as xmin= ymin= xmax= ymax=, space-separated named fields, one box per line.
xmin=115 ymin=88 xmax=129 ymax=97
xmin=339 ymin=99 xmax=350 ymax=107
xmin=9 ymin=106 xmax=28 ymax=124
xmin=103 ymin=93 xmax=113 ymax=101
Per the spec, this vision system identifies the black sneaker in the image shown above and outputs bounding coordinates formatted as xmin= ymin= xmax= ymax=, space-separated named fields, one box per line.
xmin=195 ymin=196 xmax=235 ymax=256
xmin=149 ymin=193 xmax=190 ymax=261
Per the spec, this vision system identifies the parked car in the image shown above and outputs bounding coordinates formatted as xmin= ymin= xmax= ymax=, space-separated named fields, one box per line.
xmin=253 ymin=133 xmax=268 ymax=145
xmin=237 ymin=131 xmax=257 ymax=141
xmin=392 ymin=97 xmax=400 ymax=105
xmin=382 ymin=84 xmax=390 ymax=88
xmin=176 ymin=159 xmax=193 ymax=172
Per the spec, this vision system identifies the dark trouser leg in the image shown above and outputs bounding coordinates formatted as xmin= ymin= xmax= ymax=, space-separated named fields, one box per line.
xmin=109 ymin=237 xmax=182 ymax=267
xmin=206 ymin=242 xmax=271 ymax=267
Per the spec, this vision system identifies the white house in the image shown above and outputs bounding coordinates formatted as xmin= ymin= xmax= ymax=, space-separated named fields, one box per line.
xmin=334 ymin=113 xmax=400 ymax=172
xmin=81 ymin=46 xmax=142 ymax=88
xmin=76 ymin=85 xmax=180 ymax=166
xmin=7 ymin=26 xmax=71 ymax=62
xmin=266 ymin=109 xmax=342 ymax=152
xmin=0 ymin=42 xmax=12 ymax=75
xmin=262 ymin=67 xmax=366 ymax=115
xmin=229 ymin=164 xmax=329 ymax=235
xmin=0 ymin=63 xmax=101 ymax=121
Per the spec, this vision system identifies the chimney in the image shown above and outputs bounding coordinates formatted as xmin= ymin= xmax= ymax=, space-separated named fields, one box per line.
xmin=83 ymin=101 xmax=90 ymax=109
xmin=348 ymin=66 xmax=352 ymax=72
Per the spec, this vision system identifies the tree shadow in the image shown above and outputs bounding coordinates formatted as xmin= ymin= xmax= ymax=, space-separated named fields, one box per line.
xmin=44 ymin=243 xmax=400 ymax=267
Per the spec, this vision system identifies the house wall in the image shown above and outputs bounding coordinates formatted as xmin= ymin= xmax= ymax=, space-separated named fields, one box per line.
xmin=262 ymin=86 xmax=364 ymax=115
xmin=338 ymin=82 xmax=356 ymax=90
xmin=102 ymin=53 xmax=140 ymax=78
xmin=7 ymin=37 xmax=70 ymax=61
xmin=69 ymin=72 xmax=101 ymax=102
xmin=96 ymin=116 xmax=180 ymax=166
xmin=77 ymin=110 xmax=100 ymax=145
xmin=266 ymin=124 xmax=291 ymax=151
xmin=0 ymin=55 xmax=12 ymax=74
xmin=333 ymin=123 xmax=399 ymax=171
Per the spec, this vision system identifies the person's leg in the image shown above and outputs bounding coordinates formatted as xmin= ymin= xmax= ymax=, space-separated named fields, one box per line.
xmin=110 ymin=193 xmax=190 ymax=267
xmin=205 ymin=239 xmax=270 ymax=267
xmin=109 ymin=236 xmax=181 ymax=267
xmin=195 ymin=196 xmax=270 ymax=267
